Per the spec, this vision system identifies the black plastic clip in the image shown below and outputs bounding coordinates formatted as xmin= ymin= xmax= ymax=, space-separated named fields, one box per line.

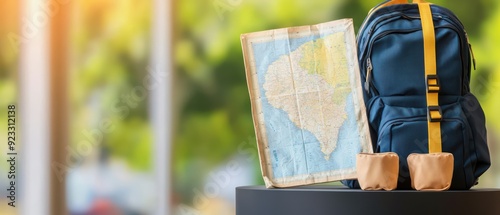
xmin=426 ymin=74 xmax=440 ymax=93
xmin=427 ymin=106 xmax=442 ymax=122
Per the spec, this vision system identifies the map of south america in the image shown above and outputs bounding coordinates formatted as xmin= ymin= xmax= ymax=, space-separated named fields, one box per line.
xmin=241 ymin=19 xmax=372 ymax=187
xmin=263 ymin=33 xmax=350 ymax=160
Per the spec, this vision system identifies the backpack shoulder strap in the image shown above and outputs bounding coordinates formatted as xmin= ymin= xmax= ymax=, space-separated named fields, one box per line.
xmin=419 ymin=2 xmax=442 ymax=153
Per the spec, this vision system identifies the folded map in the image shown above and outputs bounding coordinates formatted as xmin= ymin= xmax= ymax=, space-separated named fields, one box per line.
xmin=241 ymin=18 xmax=373 ymax=188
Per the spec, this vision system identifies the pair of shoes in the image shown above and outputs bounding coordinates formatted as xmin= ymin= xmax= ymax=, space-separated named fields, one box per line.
xmin=357 ymin=152 xmax=454 ymax=191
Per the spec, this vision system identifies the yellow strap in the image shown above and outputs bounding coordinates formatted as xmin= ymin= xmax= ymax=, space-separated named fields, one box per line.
xmin=419 ymin=3 xmax=442 ymax=153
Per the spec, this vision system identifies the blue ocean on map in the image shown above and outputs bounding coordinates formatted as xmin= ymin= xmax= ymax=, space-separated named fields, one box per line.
xmin=252 ymin=34 xmax=361 ymax=179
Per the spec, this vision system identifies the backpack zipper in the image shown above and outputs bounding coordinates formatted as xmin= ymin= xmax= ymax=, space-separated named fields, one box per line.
xmin=465 ymin=32 xmax=477 ymax=70
xmin=377 ymin=116 xmax=427 ymax=147
xmin=363 ymin=27 xmax=422 ymax=94
xmin=365 ymin=58 xmax=373 ymax=92
xmin=363 ymin=25 xmax=466 ymax=95
xmin=469 ymin=43 xmax=476 ymax=70
xmin=377 ymin=116 xmax=471 ymax=150
xmin=358 ymin=13 xmax=401 ymax=55
xmin=359 ymin=13 xmax=440 ymax=93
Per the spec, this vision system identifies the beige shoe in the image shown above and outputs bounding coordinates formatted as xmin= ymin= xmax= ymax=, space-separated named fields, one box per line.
xmin=407 ymin=153 xmax=454 ymax=191
xmin=356 ymin=152 xmax=399 ymax=191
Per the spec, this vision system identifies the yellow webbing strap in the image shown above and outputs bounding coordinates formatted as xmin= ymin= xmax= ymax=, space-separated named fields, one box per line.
xmin=418 ymin=3 xmax=442 ymax=153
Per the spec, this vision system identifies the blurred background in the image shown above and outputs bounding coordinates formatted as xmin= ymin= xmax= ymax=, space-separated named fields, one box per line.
xmin=0 ymin=0 xmax=499 ymax=214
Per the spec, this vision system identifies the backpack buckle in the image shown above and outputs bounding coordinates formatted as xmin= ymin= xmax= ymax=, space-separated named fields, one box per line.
xmin=427 ymin=106 xmax=442 ymax=122
xmin=426 ymin=75 xmax=440 ymax=93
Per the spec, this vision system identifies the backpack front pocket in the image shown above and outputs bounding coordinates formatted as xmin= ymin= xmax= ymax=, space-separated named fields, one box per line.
xmin=370 ymin=96 xmax=474 ymax=189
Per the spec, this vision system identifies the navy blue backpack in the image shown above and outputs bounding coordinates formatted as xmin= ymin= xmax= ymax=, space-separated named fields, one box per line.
xmin=343 ymin=0 xmax=491 ymax=189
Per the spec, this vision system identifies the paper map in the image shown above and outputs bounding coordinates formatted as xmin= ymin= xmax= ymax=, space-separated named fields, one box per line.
xmin=241 ymin=19 xmax=372 ymax=188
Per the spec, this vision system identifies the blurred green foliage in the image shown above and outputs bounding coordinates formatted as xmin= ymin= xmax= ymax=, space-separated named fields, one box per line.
xmin=477 ymin=1 xmax=500 ymax=133
xmin=70 ymin=0 xmax=153 ymax=170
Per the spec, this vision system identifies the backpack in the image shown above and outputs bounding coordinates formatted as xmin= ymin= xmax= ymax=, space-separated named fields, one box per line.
xmin=343 ymin=0 xmax=491 ymax=189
